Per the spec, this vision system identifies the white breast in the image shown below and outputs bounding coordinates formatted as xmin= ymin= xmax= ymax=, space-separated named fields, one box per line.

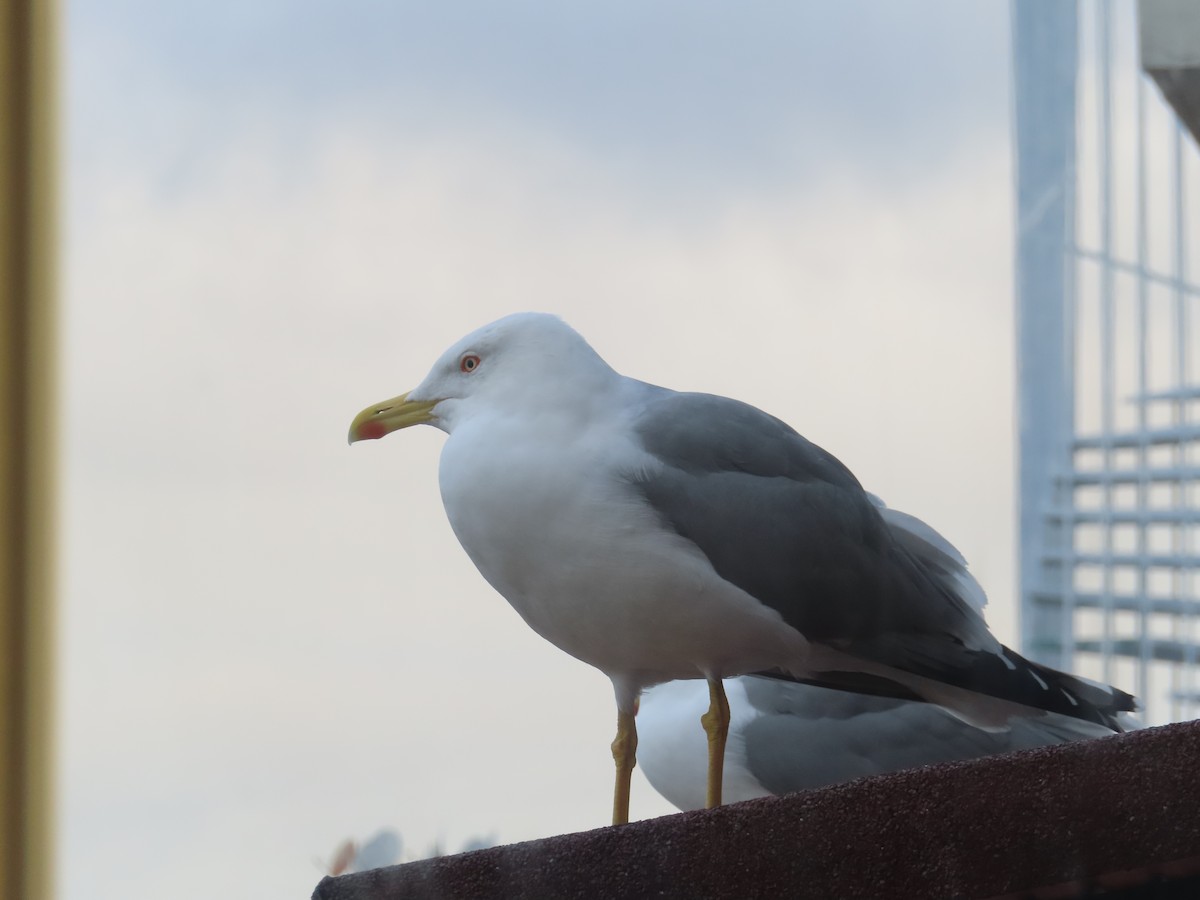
xmin=437 ymin=411 xmax=809 ymax=685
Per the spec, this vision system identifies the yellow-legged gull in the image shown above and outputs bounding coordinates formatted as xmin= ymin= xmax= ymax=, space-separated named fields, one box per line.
xmin=348 ymin=312 xmax=1135 ymax=825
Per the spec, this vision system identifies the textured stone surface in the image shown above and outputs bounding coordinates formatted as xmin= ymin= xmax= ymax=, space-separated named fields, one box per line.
xmin=313 ymin=720 xmax=1200 ymax=900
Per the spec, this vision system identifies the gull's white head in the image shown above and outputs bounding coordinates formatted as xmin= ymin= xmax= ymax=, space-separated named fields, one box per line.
xmin=348 ymin=312 xmax=616 ymax=441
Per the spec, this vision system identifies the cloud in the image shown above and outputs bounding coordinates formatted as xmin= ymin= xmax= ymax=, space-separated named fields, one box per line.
xmin=70 ymin=0 xmax=1010 ymax=198
xmin=62 ymin=104 xmax=1016 ymax=899
xmin=60 ymin=2 xmax=1024 ymax=891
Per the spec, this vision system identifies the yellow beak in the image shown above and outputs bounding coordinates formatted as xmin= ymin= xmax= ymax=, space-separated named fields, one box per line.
xmin=347 ymin=392 xmax=438 ymax=444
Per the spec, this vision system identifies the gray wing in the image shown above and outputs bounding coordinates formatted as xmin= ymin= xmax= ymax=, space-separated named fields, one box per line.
xmin=632 ymin=390 xmax=994 ymax=651
xmin=739 ymin=677 xmax=1115 ymax=795
xmin=872 ymin=501 xmax=988 ymax=614
xmin=632 ymin=390 xmax=1135 ymax=728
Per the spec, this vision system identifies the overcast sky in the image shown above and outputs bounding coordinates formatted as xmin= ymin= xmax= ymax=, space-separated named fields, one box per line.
xmin=61 ymin=2 xmax=1025 ymax=898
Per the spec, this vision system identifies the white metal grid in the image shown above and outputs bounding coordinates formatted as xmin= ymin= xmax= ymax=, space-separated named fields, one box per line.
xmin=1015 ymin=0 xmax=1200 ymax=724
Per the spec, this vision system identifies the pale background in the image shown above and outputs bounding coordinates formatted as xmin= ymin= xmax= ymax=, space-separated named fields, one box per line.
xmin=62 ymin=2 xmax=1016 ymax=897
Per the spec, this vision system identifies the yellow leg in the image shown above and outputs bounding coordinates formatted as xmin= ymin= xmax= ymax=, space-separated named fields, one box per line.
xmin=611 ymin=707 xmax=637 ymax=826
xmin=701 ymin=677 xmax=730 ymax=809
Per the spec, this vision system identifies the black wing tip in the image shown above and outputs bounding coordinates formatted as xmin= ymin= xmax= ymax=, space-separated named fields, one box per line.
xmin=1002 ymin=647 xmax=1138 ymax=732
xmin=755 ymin=649 xmax=1139 ymax=733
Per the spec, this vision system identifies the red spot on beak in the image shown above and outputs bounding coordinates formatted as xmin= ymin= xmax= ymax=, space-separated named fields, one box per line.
xmin=357 ymin=420 xmax=388 ymax=441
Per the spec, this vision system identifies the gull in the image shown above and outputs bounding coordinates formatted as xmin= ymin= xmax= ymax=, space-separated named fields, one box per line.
xmin=348 ymin=312 xmax=1135 ymax=825
xmin=638 ymin=674 xmax=1125 ymax=811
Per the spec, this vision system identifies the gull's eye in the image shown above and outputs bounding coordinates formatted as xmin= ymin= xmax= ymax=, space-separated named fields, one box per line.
xmin=460 ymin=354 xmax=481 ymax=373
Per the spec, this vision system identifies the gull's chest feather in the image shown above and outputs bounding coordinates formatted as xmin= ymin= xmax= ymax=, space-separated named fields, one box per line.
xmin=438 ymin=419 xmax=652 ymax=599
